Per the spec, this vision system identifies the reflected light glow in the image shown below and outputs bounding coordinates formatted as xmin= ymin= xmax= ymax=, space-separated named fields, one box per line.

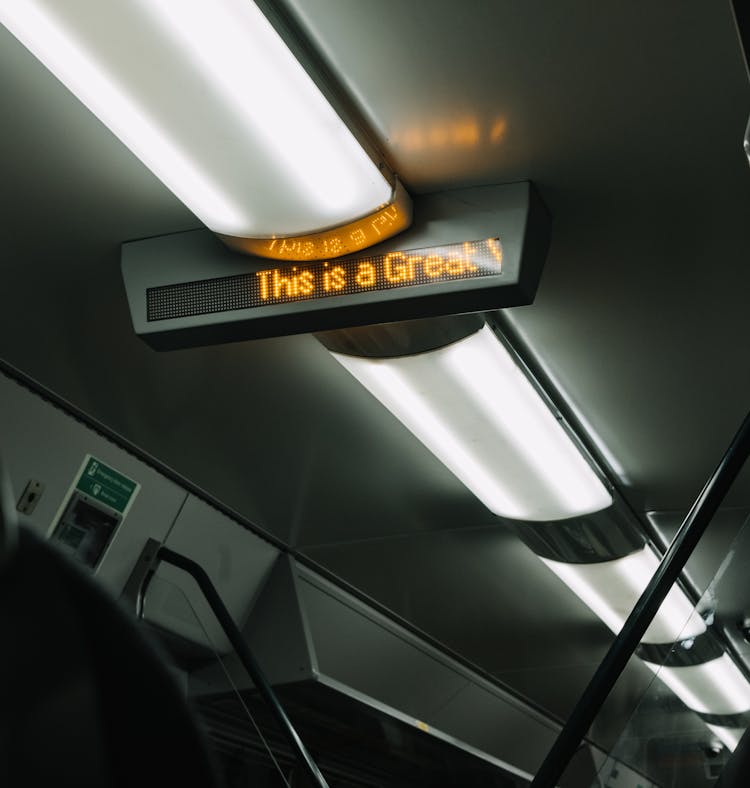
xmin=332 ymin=325 xmax=612 ymax=521
xmin=489 ymin=117 xmax=507 ymax=143
xmin=395 ymin=119 xmax=482 ymax=151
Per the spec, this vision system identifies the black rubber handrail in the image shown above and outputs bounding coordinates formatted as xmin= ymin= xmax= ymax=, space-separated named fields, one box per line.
xmin=531 ymin=409 xmax=750 ymax=788
xmin=142 ymin=545 xmax=330 ymax=788
xmin=732 ymin=0 xmax=750 ymax=80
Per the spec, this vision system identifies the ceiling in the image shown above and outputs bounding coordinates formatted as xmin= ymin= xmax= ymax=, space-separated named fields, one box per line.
xmin=2 ymin=0 xmax=750 ymax=768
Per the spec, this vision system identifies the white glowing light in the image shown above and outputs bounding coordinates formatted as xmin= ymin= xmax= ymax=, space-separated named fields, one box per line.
xmin=706 ymin=724 xmax=744 ymax=752
xmin=542 ymin=546 xmax=750 ymax=749
xmin=0 ymin=0 xmax=391 ymax=238
xmin=332 ymin=325 xmax=612 ymax=521
xmin=541 ymin=546 xmax=706 ymax=643
xmin=649 ymin=655 xmax=750 ymax=716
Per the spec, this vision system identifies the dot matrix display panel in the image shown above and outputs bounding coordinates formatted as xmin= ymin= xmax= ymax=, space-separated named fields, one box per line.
xmin=147 ymin=238 xmax=503 ymax=322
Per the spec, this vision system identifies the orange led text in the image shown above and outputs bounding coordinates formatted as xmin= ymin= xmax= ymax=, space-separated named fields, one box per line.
xmin=254 ymin=238 xmax=502 ymax=305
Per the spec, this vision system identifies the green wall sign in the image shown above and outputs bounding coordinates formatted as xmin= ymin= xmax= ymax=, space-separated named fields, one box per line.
xmin=75 ymin=455 xmax=138 ymax=514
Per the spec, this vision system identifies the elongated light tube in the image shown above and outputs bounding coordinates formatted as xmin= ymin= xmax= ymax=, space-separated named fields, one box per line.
xmin=648 ymin=656 xmax=750 ymax=716
xmin=649 ymin=657 xmax=750 ymax=752
xmin=0 ymin=0 xmax=395 ymax=243
xmin=541 ymin=546 xmax=750 ymax=751
xmin=706 ymin=724 xmax=744 ymax=751
xmin=331 ymin=325 xmax=612 ymax=521
xmin=540 ymin=546 xmax=707 ymax=643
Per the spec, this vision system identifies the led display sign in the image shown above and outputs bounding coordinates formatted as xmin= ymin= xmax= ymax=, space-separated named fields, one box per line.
xmin=123 ymin=182 xmax=551 ymax=350
xmin=146 ymin=239 xmax=503 ymax=322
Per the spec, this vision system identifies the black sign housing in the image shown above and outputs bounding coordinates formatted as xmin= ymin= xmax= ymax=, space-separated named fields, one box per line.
xmin=121 ymin=182 xmax=550 ymax=350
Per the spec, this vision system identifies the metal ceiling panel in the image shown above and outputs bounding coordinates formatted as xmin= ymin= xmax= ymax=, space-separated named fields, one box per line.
xmin=300 ymin=522 xmax=654 ymax=732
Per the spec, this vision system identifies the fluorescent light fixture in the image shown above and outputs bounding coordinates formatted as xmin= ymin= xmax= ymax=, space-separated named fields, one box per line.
xmin=542 ymin=546 xmax=750 ymax=750
xmin=541 ymin=546 xmax=706 ymax=643
xmin=648 ymin=655 xmax=750 ymax=716
xmin=331 ymin=325 xmax=612 ymax=521
xmin=0 ymin=0 xmax=400 ymax=250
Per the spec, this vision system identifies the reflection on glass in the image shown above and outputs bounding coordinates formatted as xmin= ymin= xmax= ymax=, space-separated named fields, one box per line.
xmin=141 ymin=572 xmax=293 ymax=787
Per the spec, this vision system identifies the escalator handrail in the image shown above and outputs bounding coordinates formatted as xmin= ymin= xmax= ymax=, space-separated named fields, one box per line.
xmin=132 ymin=544 xmax=331 ymax=788
xmin=531 ymin=409 xmax=750 ymax=788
